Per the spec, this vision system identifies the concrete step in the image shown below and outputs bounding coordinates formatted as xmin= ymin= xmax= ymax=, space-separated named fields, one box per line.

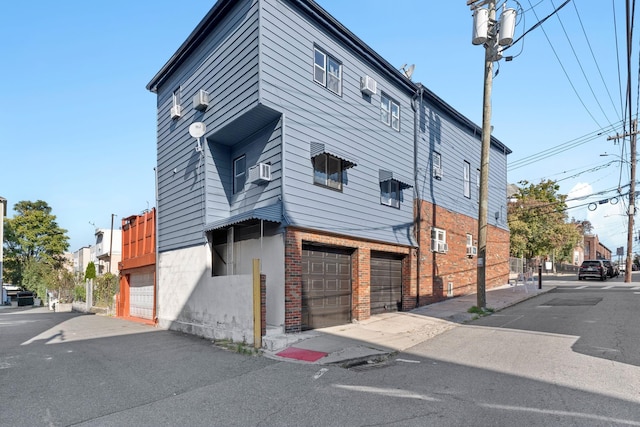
xmin=262 ymin=330 xmax=317 ymax=352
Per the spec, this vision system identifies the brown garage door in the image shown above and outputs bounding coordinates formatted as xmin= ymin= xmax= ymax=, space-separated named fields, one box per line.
xmin=370 ymin=253 xmax=403 ymax=315
xmin=302 ymin=245 xmax=352 ymax=330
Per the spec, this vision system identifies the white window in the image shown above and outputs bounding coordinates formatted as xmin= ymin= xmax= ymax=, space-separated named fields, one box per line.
xmin=172 ymin=88 xmax=181 ymax=108
xmin=233 ymin=155 xmax=246 ymax=194
xmin=463 ymin=161 xmax=471 ymax=199
xmin=431 ymin=227 xmax=448 ymax=253
xmin=314 ymin=47 xmax=342 ymax=96
xmin=381 ymin=93 xmax=400 ymax=131
xmin=380 ymin=180 xmax=401 ymax=208
xmin=433 ymin=152 xmax=442 ymax=179
xmin=432 ymin=227 xmax=446 ymax=243
xmin=466 ymin=233 xmax=477 ymax=256
xmin=170 ymin=87 xmax=182 ymax=119
xmin=313 ymin=153 xmax=343 ymax=191
xmin=476 ymin=169 xmax=480 ymax=202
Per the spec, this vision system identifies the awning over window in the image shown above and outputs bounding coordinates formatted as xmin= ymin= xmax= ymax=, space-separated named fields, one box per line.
xmin=204 ymin=202 xmax=282 ymax=232
xmin=379 ymin=170 xmax=413 ymax=190
xmin=310 ymin=142 xmax=357 ymax=170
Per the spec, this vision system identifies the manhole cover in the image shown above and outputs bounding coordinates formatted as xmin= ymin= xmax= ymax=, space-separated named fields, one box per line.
xmin=542 ymin=297 xmax=602 ymax=306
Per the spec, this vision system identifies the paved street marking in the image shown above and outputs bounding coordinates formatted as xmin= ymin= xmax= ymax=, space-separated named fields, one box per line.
xmin=333 ymin=385 xmax=440 ymax=401
xmin=396 ymin=358 xmax=421 ymax=364
xmin=480 ymin=403 xmax=640 ymax=426
xmin=631 ymin=286 xmax=640 ymax=290
xmin=601 ymin=285 xmax=615 ymax=289
xmin=574 ymin=286 xmax=588 ymax=289
xmin=313 ymin=368 xmax=328 ymax=380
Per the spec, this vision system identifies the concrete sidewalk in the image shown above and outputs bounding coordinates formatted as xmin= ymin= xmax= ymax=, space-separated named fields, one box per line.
xmin=263 ymin=282 xmax=555 ymax=366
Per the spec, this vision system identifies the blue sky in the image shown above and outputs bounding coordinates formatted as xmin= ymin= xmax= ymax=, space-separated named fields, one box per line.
xmin=1 ymin=0 xmax=636 ymax=258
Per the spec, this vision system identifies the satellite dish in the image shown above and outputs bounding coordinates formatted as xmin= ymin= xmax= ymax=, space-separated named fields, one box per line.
xmin=189 ymin=122 xmax=206 ymax=138
xmin=402 ymin=64 xmax=415 ymax=80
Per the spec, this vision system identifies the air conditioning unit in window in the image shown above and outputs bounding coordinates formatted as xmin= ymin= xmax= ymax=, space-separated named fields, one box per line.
xmin=431 ymin=240 xmax=448 ymax=253
xmin=466 ymin=246 xmax=477 ymax=257
xmin=193 ymin=89 xmax=210 ymax=111
xmin=249 ymin=163 xmax=271 ymax=184
xmin=433 ymin=165 xmax=443 ymax=180
xmin=360 ymin=75 xmax=377 ymax=96
xmin=170 ymin=105 xmax=182 ymax=120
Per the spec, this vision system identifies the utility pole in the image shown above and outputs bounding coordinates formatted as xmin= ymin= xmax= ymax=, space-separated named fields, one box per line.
xmin=109 ymin=213 xmax=115 ymax=274
xmin=607 ymin=119 xmax=637 ymax=283
xmin=469 ymin=0 xmax=516 ymax=308
xmin=0 ymin=197 xmax=6 ymax=298
xmin=476 ymin=0 xmax=496 ymax=309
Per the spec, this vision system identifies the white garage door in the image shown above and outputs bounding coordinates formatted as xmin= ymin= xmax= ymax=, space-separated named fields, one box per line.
xmin=129 ymin=272 xmax=154 ymax=320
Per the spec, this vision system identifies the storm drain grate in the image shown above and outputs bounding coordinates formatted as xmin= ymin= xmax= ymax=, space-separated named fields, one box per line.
xmin=542 ymin=297 xmax=603 ymax=306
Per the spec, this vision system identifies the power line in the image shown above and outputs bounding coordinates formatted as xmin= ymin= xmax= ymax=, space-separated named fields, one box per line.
xmin=523 ymin=0 xmax=604 ymax=129
xmin=571 ymin=0 xmax=621 ymax=119
xmin=508 ymin=120 xmax=625 ymax=170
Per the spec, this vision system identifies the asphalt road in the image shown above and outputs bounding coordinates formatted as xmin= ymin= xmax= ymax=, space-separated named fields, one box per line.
xmin=404 ymin=280 xmax=640 ymax=426
xmin=2 ymin=283 xmax=640 ymax=426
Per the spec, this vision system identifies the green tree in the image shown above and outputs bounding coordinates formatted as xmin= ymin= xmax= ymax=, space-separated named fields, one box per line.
xmin=21 ymin=258 xmax=55 ymax=299
xmin=85 ymin=261 xmax=96 ymax=280
xmin=508 ymin=180 xmax=582 ymax=262
xmin=4 ymin=200 xmax=69 ymax=286
xmin=94 ymin=273 xmax=118 ymax=307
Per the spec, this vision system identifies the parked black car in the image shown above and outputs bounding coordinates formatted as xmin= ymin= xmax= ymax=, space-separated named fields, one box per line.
xmin=578 ymin=260 xmax=607 ymax=281
xmin=17 ymin=291 xmax=34 ymax=306
xmin=602 ymin=260 xmax=619 ymax=278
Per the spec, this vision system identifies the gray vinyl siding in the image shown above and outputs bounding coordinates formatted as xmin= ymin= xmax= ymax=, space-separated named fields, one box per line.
xmin=155 ymin=0 xmax=261 ymax=251
xmin=150 ymin=0 xmax=510 ymax=253
xmin=417 ymin=100 xmax=509 ymax=230
xmin=204 ymin=118 xmax=282 ymax=223
xmin=260 ymin=0 xmax=416 ymax=246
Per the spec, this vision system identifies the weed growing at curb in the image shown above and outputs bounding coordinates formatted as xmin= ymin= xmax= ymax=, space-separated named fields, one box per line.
xmin=213 ymin=339 xmax=260 ymax=356
xmin=467 ymin=306 xmax=495 ymax=317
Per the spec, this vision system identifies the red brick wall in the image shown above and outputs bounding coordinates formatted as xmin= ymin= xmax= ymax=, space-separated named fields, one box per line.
xmin=417 ymin=201 xmax=510 ymax=305
xmin=284 ymin=228 xmax=413 ymax=333
xmin=283 ymin=203 xmax=510 ymax=331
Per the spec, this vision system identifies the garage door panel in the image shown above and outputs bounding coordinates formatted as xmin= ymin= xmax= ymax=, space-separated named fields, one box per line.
xmin=129 ymin=271 xmax=154 ymax=320
xmin=302 ymin=246 xmax=352 ymax=330
xmin=370 ymin=254 xmax=402 ymax=315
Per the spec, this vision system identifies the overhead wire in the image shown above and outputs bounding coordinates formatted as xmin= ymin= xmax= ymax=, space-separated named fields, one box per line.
xmin=571 ymin=0 xmax=621 ymax=119
xmin=613 ymin=1 xmax=627 ymax=128
xmin=507 ymin=120 xmax=624 ymax=170
xmin=550 ymin=0 xmax=616 ymax=127
xmin=524 ymin=0 xmax=606 ymax=130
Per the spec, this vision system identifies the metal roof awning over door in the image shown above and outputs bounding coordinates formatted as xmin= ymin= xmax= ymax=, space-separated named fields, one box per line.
xmin=204 ymin=202 xmax=282 ymax=232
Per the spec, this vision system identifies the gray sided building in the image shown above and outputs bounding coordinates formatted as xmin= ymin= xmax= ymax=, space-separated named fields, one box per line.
xmin=147 ymin=0 xmax=511 ymax=336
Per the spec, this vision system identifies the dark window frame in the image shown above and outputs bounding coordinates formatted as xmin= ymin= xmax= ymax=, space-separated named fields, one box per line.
xmin=233 ymin=155 xmax=246 ymax=194
xmin=313 ymin=153 xmax=343 ymax=191
xmin=380 ymin=179 xmax=401 ymax=208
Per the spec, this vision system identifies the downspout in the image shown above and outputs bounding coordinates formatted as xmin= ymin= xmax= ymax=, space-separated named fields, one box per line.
xmin=154 ymin=167 xmax=159 ymax=325
xmin=281 ymin=113 xmax=291 ymax=226
xmin=412 ymin=84 xmax=424 ymax=307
